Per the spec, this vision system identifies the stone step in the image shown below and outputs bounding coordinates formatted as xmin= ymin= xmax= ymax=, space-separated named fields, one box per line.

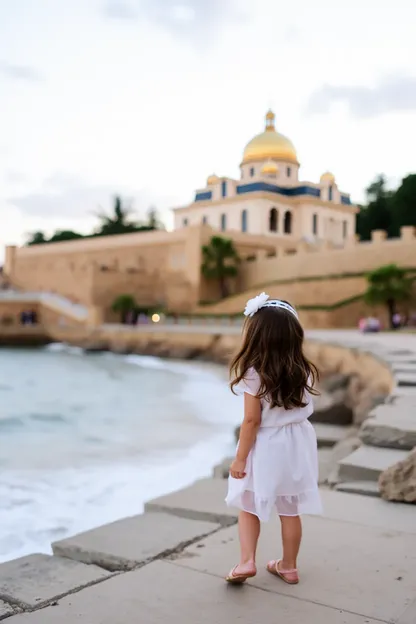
xmin=145 ymin=478 xmax=236 ymax=525
xmin=52 ymin=512 xmax=219 ymax=572
xmin=335 ymin=481 xmax=380 ymax=497
xmin=0 ymin=553 xmax=110 ymax=611
xmin=359 ymin=410 xmax=416 ymax=450
xmin=313 ymin=423 xmax=349 ymax=448
xmin=396 ymin=373 xmax=416 ymax=387
xmin=392 ymin=363 xmax=416 ymax=373
xmin=338 ymin=445 xmax=409 ymax=482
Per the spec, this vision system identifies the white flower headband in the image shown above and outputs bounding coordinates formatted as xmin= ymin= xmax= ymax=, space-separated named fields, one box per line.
xmin=243 ymin=292 xmax=298 ymax=319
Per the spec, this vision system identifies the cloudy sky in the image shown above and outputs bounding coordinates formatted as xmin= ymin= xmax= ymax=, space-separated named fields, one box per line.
xmin=1 ymin=0 xmax=416 ymax=259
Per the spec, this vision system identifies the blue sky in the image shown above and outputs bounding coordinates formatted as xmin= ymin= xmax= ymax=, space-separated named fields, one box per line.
xmin=1 ymin=0 xmax=416 ymax=258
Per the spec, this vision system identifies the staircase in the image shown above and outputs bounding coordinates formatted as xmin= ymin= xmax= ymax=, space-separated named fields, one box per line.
xmin=308 ymin=331 xmax=416 ymax=497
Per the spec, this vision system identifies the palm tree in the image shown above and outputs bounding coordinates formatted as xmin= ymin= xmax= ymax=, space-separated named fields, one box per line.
xmin=112 ymin=294 xmax=137 ymax=323
xmin=364 ymin=264 xmax=413 ymax=329
xmin=201 ymin=236 xmax=239 ymax=299
xmin=96 ymin=196 xmax=138 ymax=236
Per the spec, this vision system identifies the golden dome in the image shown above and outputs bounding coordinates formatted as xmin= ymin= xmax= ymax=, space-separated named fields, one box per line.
xmin=242 ymin=110 xmax=298 ymax=165
xmin=207 ymin=174 xmax=219 ymax=185
xmin=320 ymin=171 xmax=335 ymax=183
xmin=261 ymin=160 xmax=279 ymax=175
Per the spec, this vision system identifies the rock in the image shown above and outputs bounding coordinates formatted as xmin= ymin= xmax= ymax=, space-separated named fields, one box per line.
xmin=379 ymin=449 xmax=416 ymax=503
xmin=320 ymin=373 xmax=351 ymax=393
xmin=82 ymin=341 xmax=108 ymax=353
xmin=212 ymin=457 xmax=233 ymax=479
xmin=310 ymin=390 xmax=353 ymax=426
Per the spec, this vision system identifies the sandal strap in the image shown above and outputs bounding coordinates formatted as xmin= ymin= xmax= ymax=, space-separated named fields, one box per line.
xmin=276 ymin=559 xmax=298 ymax=574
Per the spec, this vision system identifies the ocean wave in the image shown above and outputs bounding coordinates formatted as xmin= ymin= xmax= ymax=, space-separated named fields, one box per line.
xmin=0 ymin=431 xmax=234 ymax=563
xmin=44 ymin=343 xmax=84 ymax=355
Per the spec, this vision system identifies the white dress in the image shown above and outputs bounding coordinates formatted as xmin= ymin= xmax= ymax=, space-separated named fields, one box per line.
xmin=226 ymin=368 xmax=322 ymax=521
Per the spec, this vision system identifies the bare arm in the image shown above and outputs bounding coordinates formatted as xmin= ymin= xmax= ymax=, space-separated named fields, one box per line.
xmin=230 ymin=393 xmax=261 ymax=479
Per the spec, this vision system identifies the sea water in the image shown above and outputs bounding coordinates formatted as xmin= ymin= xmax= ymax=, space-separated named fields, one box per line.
xmin=0 ymin=346 xmax=241 ymax=563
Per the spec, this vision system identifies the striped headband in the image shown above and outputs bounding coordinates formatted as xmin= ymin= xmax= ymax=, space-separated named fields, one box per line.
xmin=243 ymin=292 xmax=298 ymax=319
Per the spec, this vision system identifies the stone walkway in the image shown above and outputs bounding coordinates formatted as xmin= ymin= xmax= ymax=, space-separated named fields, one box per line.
xmin=1 ymin=329 xmax=415 ymax=623
xmin=1 ymin=482 xmax=415 ymax=624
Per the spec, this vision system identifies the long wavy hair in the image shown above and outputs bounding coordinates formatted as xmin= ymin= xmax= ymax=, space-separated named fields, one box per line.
xmin=230 ymin=302 xmax=319 ymax=409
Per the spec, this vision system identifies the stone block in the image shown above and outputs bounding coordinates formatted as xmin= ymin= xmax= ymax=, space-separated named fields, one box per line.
xmin=379 ymin=448 xmax=416 ymax=503
xmin=397 ymin=373 xmax=416 ymax=387
xmin=0 ymin=554 xmax=110 ymax=610
xmin=335 ymin=481 xmax=380 ymax=497
xmin=310 ymin=391 xmax=353 ymax=425
xmin=359 ymin=414 xmax=416 ymax=450
xmin=145 ymin=478 xmax=237 ymax=525
xmin=338 ymin=445 xmax=409 ymax=482
xmin=9 ymin=560 xmax=384 ymax=624
xmin=212 ymin=456 xmax=233 ymax=478
xmin=313 ymin=423 xmax=349 ymax=448
xmin=52 ymin=512 xmax=219 ymax=572
xmin=0 ymin=600 xmax=16 ymax=621
xmin=169 ymin=515 xmax=416 ymax=623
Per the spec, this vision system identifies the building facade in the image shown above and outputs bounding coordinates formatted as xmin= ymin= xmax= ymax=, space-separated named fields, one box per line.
xmin=174 ymin=110 xmax=357 ymax=247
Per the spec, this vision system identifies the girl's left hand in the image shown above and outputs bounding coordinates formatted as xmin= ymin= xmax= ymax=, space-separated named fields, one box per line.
xmin=230 ymin=458 xmax=246 ymax=479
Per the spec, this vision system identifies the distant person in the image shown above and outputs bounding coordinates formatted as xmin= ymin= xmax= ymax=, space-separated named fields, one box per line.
xmin=225 ymin=294 xmax=321 ymax=585
xmin=392 ymin=313 xmax=401 ymax=330
xmin=366 ymin=316 xmax=381 ymax=333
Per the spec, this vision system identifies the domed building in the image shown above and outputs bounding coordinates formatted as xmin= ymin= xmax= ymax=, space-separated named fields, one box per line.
xmin=173 ymin=110 xmax=357 ymax=246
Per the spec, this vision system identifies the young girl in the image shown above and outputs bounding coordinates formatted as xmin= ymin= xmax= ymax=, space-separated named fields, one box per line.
xmin=225 ymin=293 xmax=322 ymax=585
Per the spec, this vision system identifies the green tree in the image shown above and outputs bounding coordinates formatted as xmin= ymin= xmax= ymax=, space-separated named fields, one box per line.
xmin=49 ymin=230 xmax=84 ymax=243
xmin=201 ymin=236 xmax=239 ymax=299
xmin=27 ymin=231 xmax=47 ymax=246
xmin=356 ymin=175 xmax=394 ymax=241
xmin=364 ymin=264 xmax=413 ymax=329
xmin=96 ymin=196 xmax=139 ymax=236
xmin=390 ymin=174 xmax=416 ymax=236
xmin=111 ymin=294 xmax=137 ymax=323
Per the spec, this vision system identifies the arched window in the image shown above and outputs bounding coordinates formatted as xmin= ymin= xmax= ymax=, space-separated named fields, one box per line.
xmin=328 ymin=185 xmax=333 ymax=201
xmin=343 ymin=220 xmax=348 ymax=239
xmin=183 ymin=218 xmax=188 ymax=227
xmin=241 ymin=209 xmax=248 ymax=233
xmin=284 ymin=211 xmax=292 ymax=234
xmin=287 ymin=166 xmax=291 ymax=177
xmin=202 ymin=215 xmax=208 ymax=225
xmin=312 ymin=213 xmax=318 ymax=235
xmin=221 ymin=181 xmax=227 ymax=197
xmin=250 ymin=167 xmax=255 ymax=177
xmin=269 ymin=207 xmax=278 ymax=232
xmin=220 ymin=213 xmax=227 ymax=231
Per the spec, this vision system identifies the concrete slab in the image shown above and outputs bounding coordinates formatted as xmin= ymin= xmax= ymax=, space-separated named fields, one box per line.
xmin=360 ymin=414 xmax=416 ymax=450
xmin=0 ymin=600 xmax=15 ymax=621
xmin=398 ymin=597 xmax=416 ymax=624
xmin=320 ymin=488 xmax=416 ymax=533
xmin=145 ymin=478 xmax=238 ymax=525
xmin=338 ymin=445 xmax=409 ymax=481
xmin=170 ymin=515 xmax=416 ymax=623
xmin=10 ymin=560 xmax=384 ymax=624
xmin=396 ymin=373 xmax=416 ymax=387
xmin=313 ymin=423 xmax=349 ymax=448
xmin=53 ymin=512 xmax=219 ymax=572
xmin=335 ymin=481 xmax=380 ymax=497
xmin=0 ymin=554 xmax=110 ymax=610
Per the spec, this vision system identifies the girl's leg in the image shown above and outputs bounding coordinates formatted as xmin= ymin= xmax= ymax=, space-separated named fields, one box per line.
xmin=235 ymin=510 xmax=260 ymax=574
xmin=279 ymin=515 xmax=302 ymax=569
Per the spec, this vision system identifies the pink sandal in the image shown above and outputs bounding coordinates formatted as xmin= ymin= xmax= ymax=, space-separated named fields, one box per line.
xmin=225 ymin=565 xmax=257 ymax=584
xmin=267 ymin=559 xmax=299 ymax=584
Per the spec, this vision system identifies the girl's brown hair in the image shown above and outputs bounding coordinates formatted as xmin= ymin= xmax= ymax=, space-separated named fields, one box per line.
xmin=230 ymin=302 xmax=319 ymax=409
